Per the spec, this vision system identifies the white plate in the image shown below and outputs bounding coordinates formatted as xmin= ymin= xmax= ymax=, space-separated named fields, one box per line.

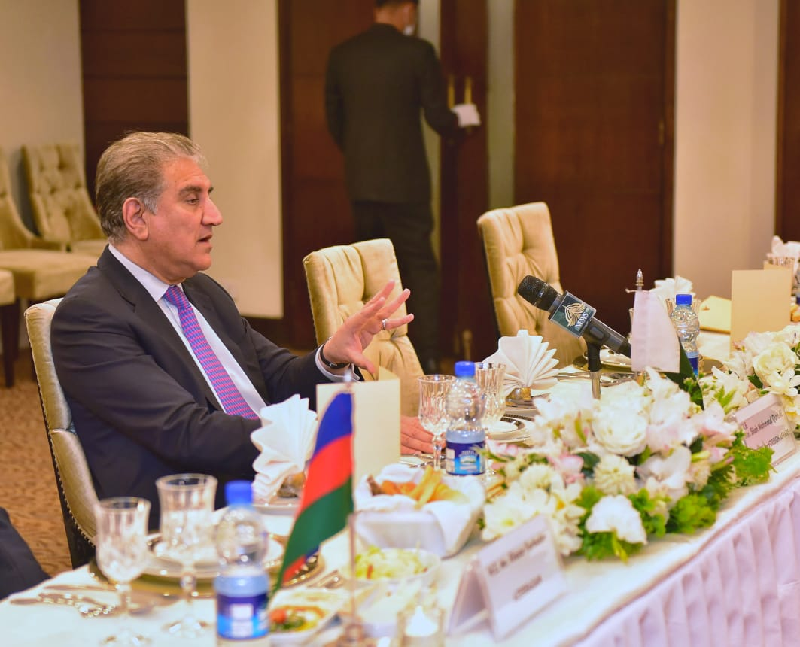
xmin=487 ymin=418 xmax=524 ymax=440
xmin=269 ymin=589 xmax=346 ymax=644
xmin=600 ymin=348 xmax=632 ymax=369
xmin=144 ymin=534 xmax=285 ymax=580
xmin=254 ymin=494 xmax=300 ymax=516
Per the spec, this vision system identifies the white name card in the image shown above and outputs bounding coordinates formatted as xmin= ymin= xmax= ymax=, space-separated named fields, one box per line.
xmin=733 ymin=393 xmax=798 ymax=465
xmin=449 ymin=515 xmax=567 ymax=640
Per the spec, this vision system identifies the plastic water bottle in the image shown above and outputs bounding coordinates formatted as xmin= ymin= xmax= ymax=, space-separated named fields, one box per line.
xmin=670 ymin=293 xmax=700 ymax=375
xmin=445 ymin=361 xmax=486 ymax=476
xmin=214 ymin=481 xmax=270 ymax=646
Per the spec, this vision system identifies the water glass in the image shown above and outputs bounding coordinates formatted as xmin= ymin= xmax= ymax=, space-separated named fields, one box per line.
xmin=474 ymin=362 xmax=506 ymax=428
xmin=418 ymin=375 xmax=455 ymax=470
xmin=94 ymin=497 xmax=152 ymax=646
xmin=396 ymin=604 xmax=445 ymax=646
xmin=156 ymin=473 xmax=217 ymax=638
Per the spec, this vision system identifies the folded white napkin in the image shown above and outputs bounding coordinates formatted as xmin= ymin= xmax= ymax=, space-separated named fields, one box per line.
xmin=631 ymin=290 xmax=680 ymax=373
xmin=771 ymin=235 xmax=800 ymax=258
xmin=354 ymin=464 xmax=484 ymax=557
xmin=250 ymin=395 xmax=317 ymax=503
xmin=650 ymin=276 xmax=694 ymax=307
xmin=483 ymin=330 xmax=558 ymax=396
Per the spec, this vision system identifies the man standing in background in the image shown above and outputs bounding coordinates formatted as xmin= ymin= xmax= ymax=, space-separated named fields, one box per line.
xmin=325 ymin=0 xmax=478 ymax=375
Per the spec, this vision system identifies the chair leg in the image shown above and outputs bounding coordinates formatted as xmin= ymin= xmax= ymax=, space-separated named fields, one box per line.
xmin=0 ymin=301 xmax=19 ymax=388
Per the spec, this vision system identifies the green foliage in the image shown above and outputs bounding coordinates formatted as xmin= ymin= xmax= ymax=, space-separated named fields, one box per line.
xmin=665 ymin=345 xmax=703 ymax=407
xmin=628 ymin=489 xmax=666 ymax=537
xmin=578 ymin=530 xmax=644 ymax=563
xmin=748 ymin=373 xmax=764 ymax=390
xmin=665 ymin=493 xmax=717 ymax=534
xmin=576 ymin=452 xmax=600 ymax=479
xmin=728 ymin=431 xmax=773 ymax=486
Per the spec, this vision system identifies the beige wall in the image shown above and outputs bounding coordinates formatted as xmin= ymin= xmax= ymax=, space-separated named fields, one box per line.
xmin=0 ymin=0 xmax=84 ymax=230
xmin=186 ymin=0 xmax=283 ymax=317
xmin=675 ymin=0 xmax=779 ymax=298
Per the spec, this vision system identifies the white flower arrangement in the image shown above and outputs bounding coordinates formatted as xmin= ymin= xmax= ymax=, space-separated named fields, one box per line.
xmin=483 ymin=369 xmax=772 ymax=562
xmin=699 ymin=324 xmax=800 ymax=430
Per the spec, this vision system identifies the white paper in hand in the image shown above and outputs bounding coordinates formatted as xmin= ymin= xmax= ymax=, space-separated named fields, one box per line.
xmin=483 ymin=331 xmax=558 ymax=395
xmin=453 ymin=103 xmax=481 ymax=127
xmin=250 ymin=394 xmax=317 ymax=503
xmin=631 ymin=290 xmax=680 ymax=373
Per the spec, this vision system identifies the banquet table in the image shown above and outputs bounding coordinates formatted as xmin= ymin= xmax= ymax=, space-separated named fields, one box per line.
xmin=4 ymin=382 xmax=800 ymax=646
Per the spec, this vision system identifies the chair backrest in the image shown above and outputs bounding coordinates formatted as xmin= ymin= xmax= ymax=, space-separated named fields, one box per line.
xmin=25 ymin=299 xmax=97 ymax=567
xmin=303 ymin=238 xmax=423 ymax=416
xmin=477 ymin=202 xmax=586 ymax=367
xmin=0 ymin=147 xmax=38 ymax=250
xmin=23 ymin=143 xmax=104 ymax=246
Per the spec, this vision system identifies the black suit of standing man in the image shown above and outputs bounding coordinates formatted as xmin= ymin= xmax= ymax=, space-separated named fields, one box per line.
xmin=51 ymin=132 xmax=421 ymax=526
xmin=325 ymin=0 xmax=462 ymax=375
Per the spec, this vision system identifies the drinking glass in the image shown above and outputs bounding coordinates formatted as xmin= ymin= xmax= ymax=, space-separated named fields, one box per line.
xmin=156 ymin=473 xmax=217 ymax=638
xmin=418 ymin=375 xmax=455 ymax=471
xmin=94 ymin=497 xmax=152 ymax=646
xmin=474 ymin=362 xmax=506 ymax=428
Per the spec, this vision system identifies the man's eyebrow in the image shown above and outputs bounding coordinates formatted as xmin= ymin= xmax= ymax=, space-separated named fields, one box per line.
xmin=178 ymin=185 xmax=214 ymax=196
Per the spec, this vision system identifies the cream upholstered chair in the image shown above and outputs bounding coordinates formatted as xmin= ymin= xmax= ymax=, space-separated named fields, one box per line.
xmin=477 ymin=202 xmax=586 ymax=367
xmin=303 ymin=238 xmax=423 ymax=417
xmin=0 ymin=147 xmax=97 ymax=385
xmin=23 ymin=142 xmax=106 ymax=256
xmin=25 ymin=299 xmax=98 ymax=568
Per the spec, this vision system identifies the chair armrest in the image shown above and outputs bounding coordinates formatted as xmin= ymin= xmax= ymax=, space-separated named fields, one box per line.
xmin=30 ymin=237 xmax=68 ymax=251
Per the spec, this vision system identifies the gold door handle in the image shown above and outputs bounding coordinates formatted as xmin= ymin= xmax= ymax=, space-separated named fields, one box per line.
xmin=448 ymin=74 xmax=455 ymax=109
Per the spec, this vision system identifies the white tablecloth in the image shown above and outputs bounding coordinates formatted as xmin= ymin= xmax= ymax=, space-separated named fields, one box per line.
xmin=3 ymin=449 xmax=800 ymax=646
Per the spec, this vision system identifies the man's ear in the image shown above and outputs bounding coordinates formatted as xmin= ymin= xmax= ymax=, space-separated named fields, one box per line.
xmin=122 ymin=197 xmax=149 ymax=240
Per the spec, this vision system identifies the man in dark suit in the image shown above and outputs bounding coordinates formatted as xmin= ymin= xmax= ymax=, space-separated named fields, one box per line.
xmin=0 ymin=507 xmax=48 ymax=599
xmin=51 ymin=131 xmax=421 ymax=525
xmin=325 ymin=0 xmax=476 ymax=375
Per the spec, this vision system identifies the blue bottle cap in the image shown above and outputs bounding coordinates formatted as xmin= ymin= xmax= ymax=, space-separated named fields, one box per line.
xmin=225 ymin=481 xmax=253 ymax=506
xmin=454 ymin=361 xmax=475 ymax=378
xmin=675 ymin=293 xmax=692 ymax=306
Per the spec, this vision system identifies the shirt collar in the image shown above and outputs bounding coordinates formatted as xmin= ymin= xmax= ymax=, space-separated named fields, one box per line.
xmin=107 ymin=244 xmax=178 ymax=302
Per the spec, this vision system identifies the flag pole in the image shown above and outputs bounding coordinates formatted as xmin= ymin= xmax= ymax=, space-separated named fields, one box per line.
xmin=336 ymin=369 xmax=368 ymax=646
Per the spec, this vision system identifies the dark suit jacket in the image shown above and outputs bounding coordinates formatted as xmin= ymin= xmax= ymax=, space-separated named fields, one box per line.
xmin=52 ymin=248 xmax=329 ymax=526
xmin=325 ymin=23 xmax=458 ymax=204
xmin=0 ymin=507 xmax=48 ymax=599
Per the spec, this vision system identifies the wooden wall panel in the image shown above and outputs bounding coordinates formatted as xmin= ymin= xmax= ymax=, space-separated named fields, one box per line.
xmin=79 ymin=0 xmax=188 ymax=197
xmin=777 ymin=0 xmax=800 ymax=241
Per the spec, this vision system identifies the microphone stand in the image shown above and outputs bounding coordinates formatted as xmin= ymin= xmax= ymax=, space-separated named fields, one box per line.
xmin=587 ymin=342 xmax=602 ymax=400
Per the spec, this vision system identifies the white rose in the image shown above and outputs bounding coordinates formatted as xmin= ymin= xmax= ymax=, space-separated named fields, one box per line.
xmin=742 ymin=331 xmax=775 ymax=358
xmin=593 ymin=403 xmax=648 ymax=457
xmin=518 ymin=463 xmax=557 ymax=493
xmin=482 ymin=490 xmax=538 ymax=541
xmin=585 ymin=495 xmax=647 ymax=544
xmin=753 ymin=343 xmax=797 ymax=385
xmin=593 ymin=454 xmax=637 ymax=495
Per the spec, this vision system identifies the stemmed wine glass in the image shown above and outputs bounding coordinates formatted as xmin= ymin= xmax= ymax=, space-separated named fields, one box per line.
xmin=418 ymin=375 xmax=455 ymax=470
xmin=94 ymin=497 xmax=152 ymax=647
xmin=156 ymin=473 xmax=217 ymax=638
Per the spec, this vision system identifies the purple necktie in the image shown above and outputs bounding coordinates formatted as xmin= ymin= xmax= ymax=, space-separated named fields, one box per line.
xmin=163 ymin=285 xmax=258 ymax=420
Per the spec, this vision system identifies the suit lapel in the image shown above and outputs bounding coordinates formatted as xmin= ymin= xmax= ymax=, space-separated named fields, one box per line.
xmin=97 ymin=249 xmax=223 ymax=411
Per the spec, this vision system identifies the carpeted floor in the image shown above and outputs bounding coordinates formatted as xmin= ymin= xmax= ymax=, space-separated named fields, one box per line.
xmin=0 ymin=362 xmax=71 ymax=576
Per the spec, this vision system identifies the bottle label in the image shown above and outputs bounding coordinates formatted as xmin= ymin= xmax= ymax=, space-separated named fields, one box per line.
xmin=216 ymin=592 xmax=268 ymax=640
xmin=686 ymin=351 xmax=699 ymax=375
xmin=446 ymin=439 xmax=485 ymax=475
xmin=550 ymin=292 xmax=597 ymax=338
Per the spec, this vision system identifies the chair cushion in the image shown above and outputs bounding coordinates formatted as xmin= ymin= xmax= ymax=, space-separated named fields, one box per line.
xmin=303 ymin=239 xmax=423 ymax=416
xmin=24 ymin=143 xmax=104 ymax=243
xmin=478 ymin=203 xmax=585 ymax=367
xmin=0 ymin=270 xmax=14 ymax=306
xmin=69 ymin=239 xmax=107 ymax=257
xmin=0 ymin=250 xmax=93 ymax=300
xmin=50 ymin=429 xmax=98 ymax=541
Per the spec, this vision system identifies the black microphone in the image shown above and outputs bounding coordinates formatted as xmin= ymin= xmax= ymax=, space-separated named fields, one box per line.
xmin=517 ymin=276 xmax=631 ymax=358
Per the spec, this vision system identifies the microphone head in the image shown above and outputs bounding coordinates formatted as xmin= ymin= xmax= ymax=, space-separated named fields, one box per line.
xmin=518 ymin=276 xmax=559 ymax=311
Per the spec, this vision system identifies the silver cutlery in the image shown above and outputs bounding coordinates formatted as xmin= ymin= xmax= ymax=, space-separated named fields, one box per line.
xmin=9 ymin=592 xmax=117 ymax=617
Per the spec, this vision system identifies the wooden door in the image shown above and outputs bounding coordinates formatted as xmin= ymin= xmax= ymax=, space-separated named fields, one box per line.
xmin=277 ymin=0 xmax=373 ymax=348
xmin=439 ymin=0 xmax=494 ymax=361
xmin=777 ymin=0 xmax=800 ymax=241
xmin=515 ymin=0 xmax=675 ymax=334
